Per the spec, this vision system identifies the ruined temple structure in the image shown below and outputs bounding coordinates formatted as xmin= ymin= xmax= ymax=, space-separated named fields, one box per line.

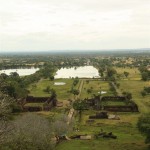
xmin=89 ymin=112 xmax=108 ymax=119
xmin=20 ymin=95 xmax=57 ymax=112
xmin=85 ymin=96 xmax=139 ymax=112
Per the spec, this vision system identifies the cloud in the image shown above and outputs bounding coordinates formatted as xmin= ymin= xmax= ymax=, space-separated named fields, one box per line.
xmin=0 ymin=0 xmax=150 ymax=51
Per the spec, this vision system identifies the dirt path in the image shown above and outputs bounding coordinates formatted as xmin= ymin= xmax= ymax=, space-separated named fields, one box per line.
xmin=67 ymin=80 xmax=84 ymax=124
xmin=76 ymin=80 xmax=84 ymax=99
xmin=111 ymin=82 xmax=122 ymax=96
xmin=67 ymin=108 xmax=74 ymax=124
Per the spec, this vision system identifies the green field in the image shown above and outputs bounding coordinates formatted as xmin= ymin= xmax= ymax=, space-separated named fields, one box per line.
xmin=24 ymin=103 xmax=44 ymax=107
xmin=101 ymin=101 xmax=126 ymax=106
xmin=80 ymin=80 xmax=114 ymax=99
xmin=56 ymin=111 xmax=147 ymax=150
xmin=28 ymin=79 xmax=113 ymax=100
xmin=119 ymin=80 xmax=150 ymax=113
xmin=114 ymin=67 xmax=141 ymax=80
xmin=28 ymin=79 xmax=80 ymax=101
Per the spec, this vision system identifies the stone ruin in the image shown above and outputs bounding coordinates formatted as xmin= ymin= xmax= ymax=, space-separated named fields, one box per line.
xmin=96 ymin=131 xmax=117 ymax=139
xmin=89 ymin=111 xmax=120 ymax=120
xmin=89 ymin=112 xmax=108 ymax=119
xmin=19 ymin=95 xmax=57 ymax=112
xmin=84 ymin=96 xmax=139 ymax=112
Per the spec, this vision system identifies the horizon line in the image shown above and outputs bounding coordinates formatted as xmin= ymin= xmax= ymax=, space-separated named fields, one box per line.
xmin=0 ymin=48 xmax=150 ymax=53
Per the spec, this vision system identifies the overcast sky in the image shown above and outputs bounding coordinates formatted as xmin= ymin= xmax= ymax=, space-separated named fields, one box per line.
xmin=0 ymin=0 xmax=150 ymax=52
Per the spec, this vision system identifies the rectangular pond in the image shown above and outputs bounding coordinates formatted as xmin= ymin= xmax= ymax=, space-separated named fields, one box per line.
xmin=54 ymin=66 xmax=100 ymax=79
xmin=0 ymin=68 xmax=39 ymax=76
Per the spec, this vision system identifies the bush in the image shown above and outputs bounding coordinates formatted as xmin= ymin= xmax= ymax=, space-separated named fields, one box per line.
xmin=12 ymin=104 xmax=22 ymax=113
xmin=137 ymin=114 xmax=150 ymax=144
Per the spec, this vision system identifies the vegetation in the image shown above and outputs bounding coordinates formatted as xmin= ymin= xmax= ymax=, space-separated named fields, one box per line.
xmin=119 ymin=80 xmax=150 ymax=113
xmin=28 ymin=79 xmax=79 ymax=100
xmin=2 ymin=113 xmax=54 ymax=150
xmin=80 ymin=80 xmax=113 ymax=99
xmin=1 ymin=51 xmax=150 ymax=150
xmin=0 ymin=92 xmax=14 ymax=145
xmin=139 ymin=66 xmax=150 ymax=81
xmin=124 ymin=71 xmax=129 ymax=78
xmin=138 ymin=113 xmax=150 ymax=144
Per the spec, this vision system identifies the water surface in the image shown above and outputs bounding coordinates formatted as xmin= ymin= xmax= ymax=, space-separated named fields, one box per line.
xmin=55 ymin=66 xmax=100 ymax=78
xmin=0 ymin=68 xmax=39 ymax=76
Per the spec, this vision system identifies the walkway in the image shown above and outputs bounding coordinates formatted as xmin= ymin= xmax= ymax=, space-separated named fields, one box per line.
xmin=111 ymin=82 xmax=122 ymax=96
xmin=67 ymin=80 xmax=84 ymax=124
xmin=76 ymin=80 xmax=84 ymax=99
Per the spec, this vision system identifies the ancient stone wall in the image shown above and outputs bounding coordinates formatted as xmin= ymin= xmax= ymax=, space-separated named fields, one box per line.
xmin=21 ymin=96 xmax=57 ymax=112
xmin=103 ymin=105 xmax=138 ymax=112
xmin=26 ymin=96 xmax=49 ymax=103
xmin=84 ymin=96 xmax=139 ymax=112
xmin=23 ymin=106 xmax=42 ymax=112
xmin=101 ymin=96 xmax=126 ymax=101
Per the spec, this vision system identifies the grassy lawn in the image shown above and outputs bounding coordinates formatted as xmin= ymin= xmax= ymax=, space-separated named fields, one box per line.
xmin=80 ymin=80 xmax=114 ymax=99
xmin=56 ymin=138 xmax=147 ymax=150
xmin=101 ymin=101 xmax=126 ymax=106
xmin=56 ymin=110 xmax=147 ymax=150
xmin=28 ymin=79 xmax=80 ymax=101
xmin=81 ymin=110 xmax=140 ymax=126
xmin=119 ymin=80 xmax=150 ymax=113
xmin=28 ymin=79 xmax=113 ymax=100
xmin=114 ymin=67 xmax=141 ymax=80
xmin=24 ymin=103 xmax=44 ymax=108
xmin=36 ymin=107 xmax=68 ymax=121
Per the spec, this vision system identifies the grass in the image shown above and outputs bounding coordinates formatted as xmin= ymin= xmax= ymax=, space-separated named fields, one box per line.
xmin=119 ymin=80 xmax=150 ymax=113
xmin=56 ymin=110 xmax=148 ymax=150
xmin=24 ymin=103 xmax=44 ymax=108
xmin=101 ymin=101 xmax=126 ymax=106
xmin=28 ymin=79 xmax=113 ymax=101
xmin=80 ymin=80 xmax=114 ymax=99
xmin=56 ymin=138 xmax=141 ymax=150
xmin=81 ymin=110 xmax=140 ymax=126
xmin=114 ymin=67 xmax=141 ymax=80
xmin=28 ymin=79 xmax=80 ymax=101
xmin=56 ymin=139 xmax=147 ymax=150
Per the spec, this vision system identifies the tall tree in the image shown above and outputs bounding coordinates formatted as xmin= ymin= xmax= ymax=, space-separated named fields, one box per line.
xmin=141 ymin=72 xmax=149 ymax=81
xmin=124 ymin=71 xmax=129 ymax=78
xmin=137 ymin=114 xmax=150 ymax=144
xmin=6 ymin=113 xmax=54 ymax=150
xmin=0 ymin=92 xmax=14 ymax=145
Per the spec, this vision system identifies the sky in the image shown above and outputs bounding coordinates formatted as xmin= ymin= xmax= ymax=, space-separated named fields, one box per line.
xmin=0 ymin=0 xmax=150 ymax=52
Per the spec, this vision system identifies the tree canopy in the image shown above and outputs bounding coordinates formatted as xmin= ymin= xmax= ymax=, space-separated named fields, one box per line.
xmin=137 ymin=114 xmax=150 ymax=144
